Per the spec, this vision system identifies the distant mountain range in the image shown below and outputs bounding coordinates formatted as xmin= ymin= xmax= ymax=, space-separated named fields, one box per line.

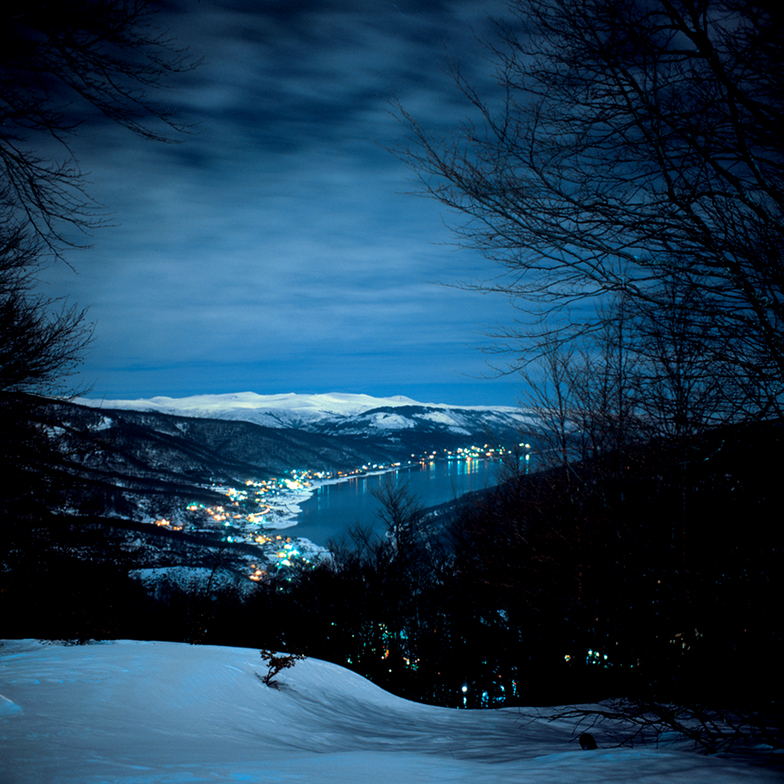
xmin=39 ymin=393 xmax=539 ymax=524
xmin=75 ymin=391 xmax=539 ymax=447
xmin=12 ymin=393 xmax=541 ymax=585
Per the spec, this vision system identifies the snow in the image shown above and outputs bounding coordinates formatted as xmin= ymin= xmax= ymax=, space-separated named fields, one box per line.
xmin=420 ymin=410 xmax=472 ymax=434
xmin=70 ymin=391 xmax=543 ymax=438
xmin=1 ymin=640 xmax=780 ymax=784
xmin=73 ymin=391 xmax=530 ymax=427
xmin=130 ymin=567 xmax=249 ymax=596
xmin=369 ymin=412 xmax=416 ymax=430
xmin=74 ymin=391 xmax=427 ymax=421
xmin=88 ymin=415 xmax=115 ymax=431
xmin=421 ymin=410 xmax=459 ymax=425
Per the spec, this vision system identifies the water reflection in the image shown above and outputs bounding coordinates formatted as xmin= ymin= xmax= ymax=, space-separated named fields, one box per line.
xmin=293 ymin=458 xmax=500 ymax=547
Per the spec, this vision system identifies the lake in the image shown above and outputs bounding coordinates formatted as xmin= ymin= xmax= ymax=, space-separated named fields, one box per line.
xmin=291 ymin=458 xmax=503 ymax=547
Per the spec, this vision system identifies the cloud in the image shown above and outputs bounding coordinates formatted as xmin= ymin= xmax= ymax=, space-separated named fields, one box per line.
xmin=37 ymin=0 xmax=524 ymax=406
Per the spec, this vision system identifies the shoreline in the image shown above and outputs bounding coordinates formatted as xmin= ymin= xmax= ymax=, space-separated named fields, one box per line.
xmin=261 ymin=463 xmax=417 ymax=531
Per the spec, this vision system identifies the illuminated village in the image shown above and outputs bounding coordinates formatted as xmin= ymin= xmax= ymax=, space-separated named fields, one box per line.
xmin=151 ymin=444 xmax=524 ymax=581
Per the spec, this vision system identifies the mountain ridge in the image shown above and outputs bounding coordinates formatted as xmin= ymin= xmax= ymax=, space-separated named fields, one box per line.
xmin=34 ymin=395 xmax=537 ymax=527
xmin=74 ymin=391 xmax=537 ymax=435
xmin=14 ymin=394 xmax=536 ymax=548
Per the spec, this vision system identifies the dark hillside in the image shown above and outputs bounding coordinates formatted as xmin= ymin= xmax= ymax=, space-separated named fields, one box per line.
xmin=13 ymin=398 xmax=410 ymax=521
xmin=441 ymin=419 xmax=784 ymax=706
xmin=4 ymin=393 xmax=779 ymax=719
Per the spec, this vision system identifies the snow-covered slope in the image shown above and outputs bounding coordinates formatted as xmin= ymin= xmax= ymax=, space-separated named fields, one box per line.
xmin=0 ymin=640 xmax=779 ymax=784
xmin=75 ymin=391 xmax=538 ymax=435
xmin=76 ymin=392 xmax=433 ymax=427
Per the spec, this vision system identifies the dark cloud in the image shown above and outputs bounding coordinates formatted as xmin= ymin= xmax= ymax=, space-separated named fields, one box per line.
xmin=38 ymin=0 xmax=522 ymax=406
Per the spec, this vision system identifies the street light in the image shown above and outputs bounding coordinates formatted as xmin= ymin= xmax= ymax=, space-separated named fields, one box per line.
xmin=520 ymin=443 xmax=532 ymax=474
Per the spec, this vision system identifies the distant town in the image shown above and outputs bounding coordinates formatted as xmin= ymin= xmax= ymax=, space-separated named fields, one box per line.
xmin=152 ymin=443 xmax=527 ymax=580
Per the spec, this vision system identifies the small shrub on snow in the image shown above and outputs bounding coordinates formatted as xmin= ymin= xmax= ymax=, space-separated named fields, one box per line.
xmin=259 ymin=649 xmax=306 ymax=689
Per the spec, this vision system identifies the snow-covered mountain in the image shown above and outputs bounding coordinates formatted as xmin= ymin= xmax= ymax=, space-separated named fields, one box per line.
xmin=2 ymin=640 xmax=776 ymax=784
xmin=33 ymin=397 xmax=413 ymax=521
xmin=33 ymin=392 xmax=533 ymax=534
xmin=77 ymin=391 xmax=418 ymax=427
xmin=76 ymin=391 xmax=540 ymax=440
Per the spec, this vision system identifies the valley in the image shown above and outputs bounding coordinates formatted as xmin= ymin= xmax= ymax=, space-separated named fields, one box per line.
xmin=18 ymin=393 xmax=539 ymax=585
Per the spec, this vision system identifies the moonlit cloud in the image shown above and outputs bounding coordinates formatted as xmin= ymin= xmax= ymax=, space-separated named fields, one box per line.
xmin=38 ymin=0 xmax=524 ymax=406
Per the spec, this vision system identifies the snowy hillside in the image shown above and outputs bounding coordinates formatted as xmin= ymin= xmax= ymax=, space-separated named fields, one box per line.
xmin=1 ymin=640 xmax=780 ymax=784
xmin=75 ymin=391 xmax=539 ymax=435
xmin=75 ymin=392 xmax=416 ymax=427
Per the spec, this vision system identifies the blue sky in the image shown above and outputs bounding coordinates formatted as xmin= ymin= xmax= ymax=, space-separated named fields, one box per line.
xmin=39 ymin=0 xmax=527 ymax=407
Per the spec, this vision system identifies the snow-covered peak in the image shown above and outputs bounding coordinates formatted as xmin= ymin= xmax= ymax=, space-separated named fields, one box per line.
xmin=71 ymin=392 xmax=388 ymax=429
xmin=73 ymin=391 xmax=524 ymax=414
xmin=73 ymin=391 xmax=527 ymax=431
xmin=77 ymin=391 xmax=423 ymax=418
xmin=70 ymin=392 xmax=546 ymax=448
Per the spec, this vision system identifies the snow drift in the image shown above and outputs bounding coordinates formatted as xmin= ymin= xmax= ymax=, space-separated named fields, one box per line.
xmin=1 ymin=640 xmax=780 ymax=783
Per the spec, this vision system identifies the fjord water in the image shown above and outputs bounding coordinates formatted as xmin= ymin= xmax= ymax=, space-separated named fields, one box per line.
xmin=294 ymin=457 xmax=501 ymax=547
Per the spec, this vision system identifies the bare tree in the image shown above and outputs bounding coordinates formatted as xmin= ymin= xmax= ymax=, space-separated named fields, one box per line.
xmin=520 ymin=336 xmax=580 ymax=468
xmin=521 ymin=295 xmax=647 ymax=474
xmin=373 ymin=474 xmax=426 ymax=553
xmin=547 ymin=698 xmax=784 ymax=754
xmin=1 ymin=0 xmax=192 ymax=252
xmin=0 ymin=216 xmax=92 ymax=395
xmin=628 ymin=275 xmax=751 ymax=438
xmin=0 ymin=2 xmax=192 ymax=518
xmin=0 ymin=1 xmax=192 ymax=397
xmin=400 ymin=0 xmax=784 ymax=412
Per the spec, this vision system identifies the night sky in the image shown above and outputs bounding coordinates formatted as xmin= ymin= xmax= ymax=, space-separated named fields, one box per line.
xmin=39 ymin=0 xmax=526 ymax=407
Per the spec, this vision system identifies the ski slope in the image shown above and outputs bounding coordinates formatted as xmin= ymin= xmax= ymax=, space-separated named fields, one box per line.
xmin=0 ymin=640 xmax=779 ymax=783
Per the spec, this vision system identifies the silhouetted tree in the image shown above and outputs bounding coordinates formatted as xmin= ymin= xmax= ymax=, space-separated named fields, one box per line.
xmin=0 ymin=3 xmax=193 ymax=625
xmin=1 ymin=0 xmax=191 ymax=250
xmin=0 ymin=218 xmax=91 ymax=396
xmin=401 ymin=0 xmax=784 ymax=411
xmin=0 ymin=0 xmax=192 ymax=397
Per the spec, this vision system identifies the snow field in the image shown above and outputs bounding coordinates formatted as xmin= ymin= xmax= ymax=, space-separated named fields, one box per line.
xmin=0 ymin=639 xmax=780 ymax=783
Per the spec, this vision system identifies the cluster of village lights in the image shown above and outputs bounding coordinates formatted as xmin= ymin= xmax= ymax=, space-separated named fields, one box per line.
xmin=153 ymin=442 xmax=533 ymax=580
